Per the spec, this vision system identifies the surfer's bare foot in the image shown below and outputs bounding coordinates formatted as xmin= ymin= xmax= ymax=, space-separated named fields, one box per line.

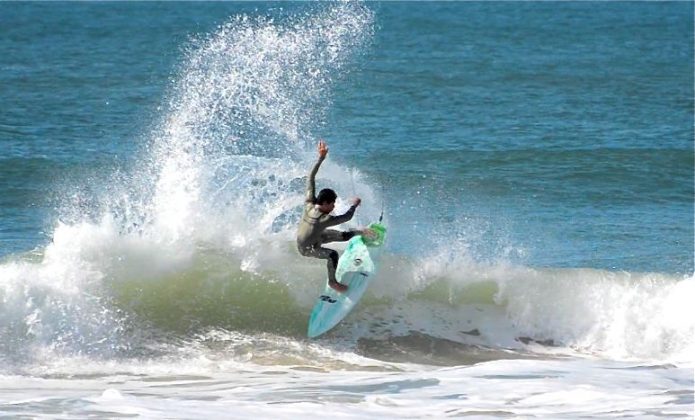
xmin=329 ymin=280 xmax=348 ymax=293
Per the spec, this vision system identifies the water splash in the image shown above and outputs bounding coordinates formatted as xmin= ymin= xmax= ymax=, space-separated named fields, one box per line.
xmin=0 ymin=2 xmax=376 ymax=363
xmin=143 ymin=3 xmax=375 ymax=244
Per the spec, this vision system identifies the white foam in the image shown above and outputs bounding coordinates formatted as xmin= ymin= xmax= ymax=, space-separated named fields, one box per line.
xmin=1 ymin=358 xmax=691 ymax=419
xmin=1 ymin=3 xmax=376 ymax=364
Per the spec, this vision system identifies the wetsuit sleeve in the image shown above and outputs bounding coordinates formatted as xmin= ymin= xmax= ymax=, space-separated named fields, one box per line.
xmin=305 ymin=156 xmax=325 ymax=203
xmin=325 ymin=205 xmax=357 ymax=227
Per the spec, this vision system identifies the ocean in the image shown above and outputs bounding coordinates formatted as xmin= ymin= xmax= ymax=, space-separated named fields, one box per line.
xmin=1 ymin=2 xmax=693 ymax=418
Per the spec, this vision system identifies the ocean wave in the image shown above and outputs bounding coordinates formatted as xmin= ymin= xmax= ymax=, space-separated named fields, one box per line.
xmin=1 ymin=2 xmax=691 ymax=370
xmin=1 ymin=232 xmax=692 ymax=368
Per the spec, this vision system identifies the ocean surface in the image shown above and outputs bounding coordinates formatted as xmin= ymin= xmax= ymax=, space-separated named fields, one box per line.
xmin=1 ymin=2 xmax=693 ymax=418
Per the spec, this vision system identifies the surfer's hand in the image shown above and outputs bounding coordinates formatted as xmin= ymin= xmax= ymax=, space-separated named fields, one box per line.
xmin=318 ymin=140 xmax=328 ymax=159
xmin=350 ymin=197 xmax=361 ymax=207
xmin=361 ymin=228 xmax=376 ymax=240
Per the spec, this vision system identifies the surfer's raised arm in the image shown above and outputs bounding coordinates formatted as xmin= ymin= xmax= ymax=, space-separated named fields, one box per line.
xmin=305 ymin=140 xmax=328 ymax=204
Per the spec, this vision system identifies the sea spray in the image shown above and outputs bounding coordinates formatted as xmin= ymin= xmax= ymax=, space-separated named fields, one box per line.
xmin=495 ymin=267 xmax=695 ymax=362
xmin=143 ymin=3 xmax=375 ymax=246
xmin=0 ymin=3 xmax=376 ymax=363
xmin=0 ymin=2 xmax=690 ymax=370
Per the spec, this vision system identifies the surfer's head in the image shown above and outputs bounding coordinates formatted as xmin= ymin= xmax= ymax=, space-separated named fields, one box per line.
xmin=316 ymin=188 xmax=337 ymax=213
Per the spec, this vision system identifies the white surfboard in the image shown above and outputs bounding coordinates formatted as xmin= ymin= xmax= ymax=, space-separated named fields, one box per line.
xmin=307 ymin=222 xmax=386 ymax=338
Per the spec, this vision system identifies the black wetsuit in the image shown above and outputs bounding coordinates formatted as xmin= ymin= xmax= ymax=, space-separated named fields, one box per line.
xmin=296 ymin=156 xmax=357 ymax=282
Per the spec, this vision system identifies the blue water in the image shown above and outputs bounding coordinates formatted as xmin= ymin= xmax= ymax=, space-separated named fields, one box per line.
xmin=330 ymin=2 xmax=694 ymax=273
xmin=1 ymin=3 xmax=693 ymax=418
xmin=2 ymin=2 xmax=691 ymax=274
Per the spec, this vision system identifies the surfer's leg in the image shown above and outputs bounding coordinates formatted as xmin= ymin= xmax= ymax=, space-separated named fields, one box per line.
xmin=298 ymin=243 xmax=347 ymax=293
xmin=322 ymin=247 xmax=340 ymax=283
xmin=315 ymin=246 xmax=347 ymax=292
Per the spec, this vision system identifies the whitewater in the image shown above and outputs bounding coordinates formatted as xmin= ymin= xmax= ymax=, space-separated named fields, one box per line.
xmin=0 ymin=2 xmax=693 ymax=418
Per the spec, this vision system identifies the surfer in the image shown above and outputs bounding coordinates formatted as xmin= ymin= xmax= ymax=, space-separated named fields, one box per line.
xmin=297 ymin=140 xmax=372 ymax=293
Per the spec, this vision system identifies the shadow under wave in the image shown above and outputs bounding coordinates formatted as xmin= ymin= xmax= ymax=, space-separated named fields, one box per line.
xmin=105 ymin=247 xmax=309 ymax=337
xmin=97 ymin=242 xmax=693 ymax=365
xmin=357 ymin=331 xmax=559 ymax=366
xmin=102 ymin=247 xmax=504 ymax=340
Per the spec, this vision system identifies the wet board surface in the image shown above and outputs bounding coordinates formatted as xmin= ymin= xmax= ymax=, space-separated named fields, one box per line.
xmin=307 ymin=222 xmax=386 ymax=338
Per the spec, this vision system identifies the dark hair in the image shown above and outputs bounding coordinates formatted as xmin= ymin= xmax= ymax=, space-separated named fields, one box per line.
xmin=316 ymin=188 xmax=337 ymax=204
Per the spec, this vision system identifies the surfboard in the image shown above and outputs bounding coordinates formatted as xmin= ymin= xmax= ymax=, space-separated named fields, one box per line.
xmin=307 ymin=222 xmax=386 ymax=338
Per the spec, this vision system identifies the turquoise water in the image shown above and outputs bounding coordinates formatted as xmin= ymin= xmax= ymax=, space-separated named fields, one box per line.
xmin=0 ymin=3 xmax=693 ymax=418
xmin=2 ymin=2 xmax=692 ymax=273
xmin=333 ymin=2 xmax=693 ymax=273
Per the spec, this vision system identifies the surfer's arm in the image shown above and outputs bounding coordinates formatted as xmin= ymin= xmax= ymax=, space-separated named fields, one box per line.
xmin=326 ymin=198 xmax=361 ymax=227
xmin=305 ymin=141 xmax=328 ymax=203
xmin=326 ymin=204 xmax=357 ymax=227
xmin=305 ymin=157 xmax=324 ymax=203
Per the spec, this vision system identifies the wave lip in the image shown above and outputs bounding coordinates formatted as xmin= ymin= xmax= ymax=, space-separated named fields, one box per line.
xmin=2 ymin=233 xmax=693 ymax=368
